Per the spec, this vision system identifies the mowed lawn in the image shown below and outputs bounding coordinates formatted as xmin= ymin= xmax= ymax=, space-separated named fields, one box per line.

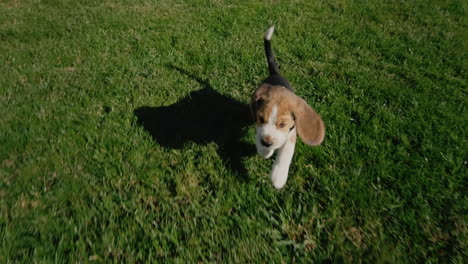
xmin=0 ymin=0 xmax=466 ymax=262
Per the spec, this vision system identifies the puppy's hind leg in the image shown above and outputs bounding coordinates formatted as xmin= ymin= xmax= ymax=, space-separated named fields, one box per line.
xmin=271 ymin=129 xmax=296 ymax=189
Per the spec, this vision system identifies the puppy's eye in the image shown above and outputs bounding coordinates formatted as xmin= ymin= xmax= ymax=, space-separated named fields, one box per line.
xmin=279 ymin=123 xmax=286 ymax=128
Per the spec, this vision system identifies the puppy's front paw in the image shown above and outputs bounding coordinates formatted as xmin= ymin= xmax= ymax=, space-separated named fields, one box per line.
xmin=271 ymin=166 xmax=288 ymax=189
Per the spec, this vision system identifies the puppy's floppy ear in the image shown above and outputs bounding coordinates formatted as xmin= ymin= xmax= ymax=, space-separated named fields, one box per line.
xmin=292 ymin=96 xmax=325 ymax=146
xmin=250 ymin=84 xmax=269 ymax=121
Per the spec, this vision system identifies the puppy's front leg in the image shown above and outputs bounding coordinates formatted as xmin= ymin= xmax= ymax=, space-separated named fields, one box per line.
xmin=271 ymin=129 xmax=296 ymax=189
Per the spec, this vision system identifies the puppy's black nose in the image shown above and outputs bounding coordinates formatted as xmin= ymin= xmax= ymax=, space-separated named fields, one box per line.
xmin=261 ymin=138 xmax=273 ymax=147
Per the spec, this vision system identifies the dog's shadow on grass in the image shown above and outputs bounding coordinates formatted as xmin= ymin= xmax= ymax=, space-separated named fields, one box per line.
xmin=134 ymin=65 xmax=256 ymax=175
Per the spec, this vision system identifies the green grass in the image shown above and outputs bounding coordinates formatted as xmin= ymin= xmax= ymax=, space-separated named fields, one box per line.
xmin=1 ymin=0 xmax=466 ymax=262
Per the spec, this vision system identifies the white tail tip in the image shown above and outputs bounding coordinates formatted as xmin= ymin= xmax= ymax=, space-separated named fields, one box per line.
xmin=265 ymin=26 xmax=275 ymax=41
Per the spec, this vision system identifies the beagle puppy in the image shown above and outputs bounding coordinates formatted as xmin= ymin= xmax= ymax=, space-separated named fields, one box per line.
xmin=250 ymin=26 xmax=325 ymax=189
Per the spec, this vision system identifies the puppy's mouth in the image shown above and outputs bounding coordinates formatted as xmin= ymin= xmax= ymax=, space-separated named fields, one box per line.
xmin=255 ymin=139 xmax=282 ymax=159
xmin=256 ymin=145 xmax=274 ymax=159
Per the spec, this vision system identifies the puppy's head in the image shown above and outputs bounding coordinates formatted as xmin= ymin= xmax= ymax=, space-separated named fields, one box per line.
xmin=250 ymin=84 xmax=325 ymax=158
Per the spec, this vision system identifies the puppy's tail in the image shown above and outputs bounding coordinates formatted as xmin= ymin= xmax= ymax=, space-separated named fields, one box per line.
xmin=264 ymin=26 xmax=280 ymax=76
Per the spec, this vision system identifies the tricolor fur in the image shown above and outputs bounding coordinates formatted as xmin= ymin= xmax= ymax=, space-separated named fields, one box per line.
xmin=250 ymin=26 xmax=325 ymax=189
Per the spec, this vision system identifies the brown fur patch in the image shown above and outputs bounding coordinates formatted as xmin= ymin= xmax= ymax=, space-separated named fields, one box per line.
xmin=251 ymin=85 xmax=294 ymax=130
xmin=293 ymin=96 xmax=325 ymax=146
xmin=250 ymin=84 xmax=324 ymax=145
